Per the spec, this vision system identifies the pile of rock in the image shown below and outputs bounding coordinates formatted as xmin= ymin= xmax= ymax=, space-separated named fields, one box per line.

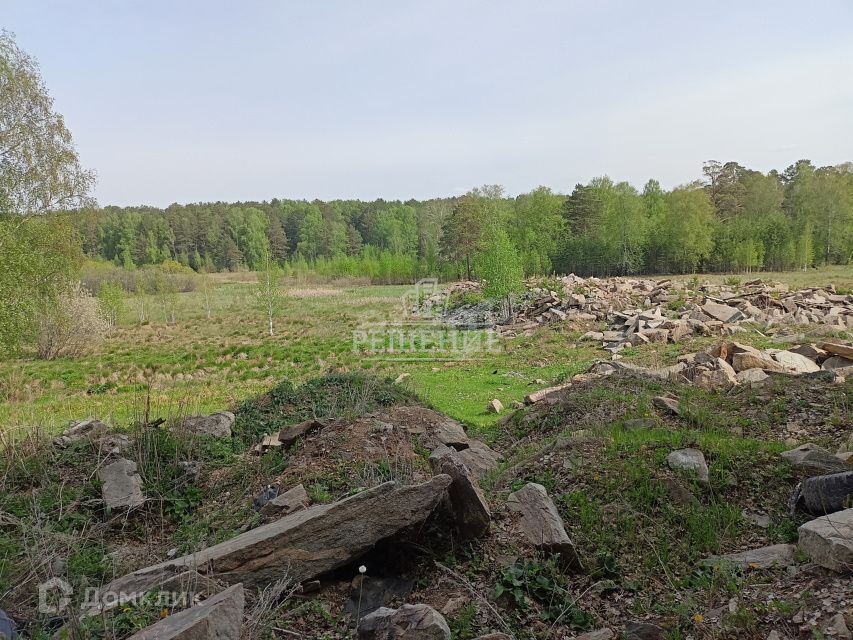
xmin=451 ymin=276 xmax=853 ymax=342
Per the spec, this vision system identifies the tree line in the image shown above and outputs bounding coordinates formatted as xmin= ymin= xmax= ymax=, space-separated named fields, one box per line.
xmin=72 ymin=159 xmax=853 ymax=280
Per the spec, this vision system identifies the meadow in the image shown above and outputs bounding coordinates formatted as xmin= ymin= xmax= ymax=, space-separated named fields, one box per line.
xmin=1 ymin=266 xmax=851 ymax=441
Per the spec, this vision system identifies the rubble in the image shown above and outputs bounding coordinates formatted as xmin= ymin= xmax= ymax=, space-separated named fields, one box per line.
xmin=52 ymin=417 xmax=107 ymax=448
xmin=425 ymin=277 xmax=853 ymax=356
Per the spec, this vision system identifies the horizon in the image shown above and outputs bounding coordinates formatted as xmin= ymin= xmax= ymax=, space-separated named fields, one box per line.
xmin=4 ymin=1 xmax=853 ymax=208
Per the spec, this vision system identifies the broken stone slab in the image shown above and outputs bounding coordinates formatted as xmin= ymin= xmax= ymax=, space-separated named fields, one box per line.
xmin=780 ymin=443 xmax=848 ymax=476
xmin=524 ymin=382 xmax=572 ymax=404
xmin=702 ymin=302 xmax=745 ymax=324
xmin=177 ymin=411 xmax=234 ymax=439
xmin=260 ymin=483 xmax=310 ymax=517
xmin=98 ymin=457 xmax=145 ymax=509
xmin=53 ymin=417 xmax=108 ymax=448
xmin=453 ymin=441 xmax=502 ymax=481
xmin=798 ymin=508 xmax=853 ymax=573
xmin=487 ymin=399 xmax=503 ymax=414
xmin=790 ymin=344 xmax=828 ymax=361
xmin=358 ymin=604 xmax=451 ymax=640
xmin=127 ymin=583 xmax=244 ymax=640
xmin=820 ymin=342 xmax=853 ymax=360
xmin=731 ymin=351 xmax=789 ymax=373
xmin=507 ymin=482 xmax=580 ymax=569
xmin=791 ymin=471 xmax=853 ymax=516
xmin=772 ymin=350 xmax=820 ymax=374
xmin=429 ymin=448 xmax=490 ymax=539
xmin=95 ymin=476 xmax=452 ymax=601
xmin=699 ymin=544 xmax=796 ymax=570
xmin=666 ymin=449 xmax=710 ymax=488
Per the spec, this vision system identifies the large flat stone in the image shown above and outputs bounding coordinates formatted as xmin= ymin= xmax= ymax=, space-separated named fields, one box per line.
xmin=358 ymin=603 xmax=450 ymax=640
xmin=798 ymin=508 xmax=853 ymax=573
xmin=667 ymin=449 xmax=710 ymax=488
xmin=178 ymin=412 xmax=234 ymax=439
xmin=127 ymin=583 xmax=244 ymax=640
xmin=95 ymin=476 xmax=452 ymax=603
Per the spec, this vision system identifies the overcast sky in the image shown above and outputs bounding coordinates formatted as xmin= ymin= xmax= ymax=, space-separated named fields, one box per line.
xmin=4 ymin=1 xmax=853 ymax=207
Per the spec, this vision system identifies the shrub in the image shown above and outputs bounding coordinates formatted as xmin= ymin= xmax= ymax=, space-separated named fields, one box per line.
xmin=36 ymin=282 xmax=109 ymax=359
xmin=97 ymin=281 xmax=125 ymax=328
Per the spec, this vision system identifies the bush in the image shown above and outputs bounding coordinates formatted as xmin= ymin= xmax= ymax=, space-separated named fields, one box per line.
xmin=36 ymin=282 xmax=109 ymax=359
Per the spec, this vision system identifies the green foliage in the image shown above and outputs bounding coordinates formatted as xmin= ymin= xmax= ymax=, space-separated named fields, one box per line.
xmin=475 ymin=226 xmax=524 ymax=313
xmin=495 ymin=558 xmax=593 ymax=628
xmin=97 ymin=281 xmax=125 ymax=327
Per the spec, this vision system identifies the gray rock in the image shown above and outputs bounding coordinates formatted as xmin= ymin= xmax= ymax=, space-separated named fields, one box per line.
xmin=0 ymin=609 xmax=17 ymax=640
xmin=780 ymin=443 xmax=848 ymax=476
xmin=822 ymin=355 xmax=853 ymax=372
xmin=666 ymin=449 xmax=710 ymax=488
xmin=429 ymin=449 xmax=490 ymax=539
xmin=127 ymin=583 xmax=244 ymax=640
xmin=700 ymin=544 xmax=796 ymax=570
xmin=487 ymin=399 xmax=503 ymax=414
xmin=260 ymin=483 xmax=310 ymax=517
xmin=798 ymin=508 xmax=853 ymax=573
xmin=358 ymin=603 xmax=450 ymax=640
xmin=386 ymin=406 xmax=469 ymax=450
xmin=453 ymin=441 xmax=503 ymax=481
xmin=53 ymin=417 xmax=108 ymax=448
xmin=827 ymin=613 xmax=852 ymax=640
xmin=507 ymin=483 xmax=579 ymax=569
xmin=95 ymin=476 xmax=452 ymax=598
xmin=178 ymin=411 xmax=234 ymax=439
xmin=624 ymin=621 xmax=665 ymax=640
xmin=98 ymin=457 xmax=145 ymax=509
xmin=791 ymin=471 xmax=853 ymax=516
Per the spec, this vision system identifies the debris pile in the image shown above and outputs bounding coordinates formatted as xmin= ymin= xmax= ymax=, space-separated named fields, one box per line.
xmin=427 ymin=276 xmax=853 ymax=344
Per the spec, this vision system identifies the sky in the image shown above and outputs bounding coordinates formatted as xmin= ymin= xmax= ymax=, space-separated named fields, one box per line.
xmin=4 ymin=1 xmax=853 ymax=207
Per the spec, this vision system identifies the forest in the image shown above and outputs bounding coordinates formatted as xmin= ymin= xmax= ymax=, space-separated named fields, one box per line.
xmin=72 ymin=159 xmax=853 ymax=282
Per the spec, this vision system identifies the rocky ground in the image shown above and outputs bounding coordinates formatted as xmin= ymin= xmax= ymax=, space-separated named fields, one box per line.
xmin=1 ymin=279 xmax=851 ymax=640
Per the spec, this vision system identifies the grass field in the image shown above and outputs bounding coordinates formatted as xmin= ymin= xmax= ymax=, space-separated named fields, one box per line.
xmin=1 ymin=266 xmax=850 ymax=440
